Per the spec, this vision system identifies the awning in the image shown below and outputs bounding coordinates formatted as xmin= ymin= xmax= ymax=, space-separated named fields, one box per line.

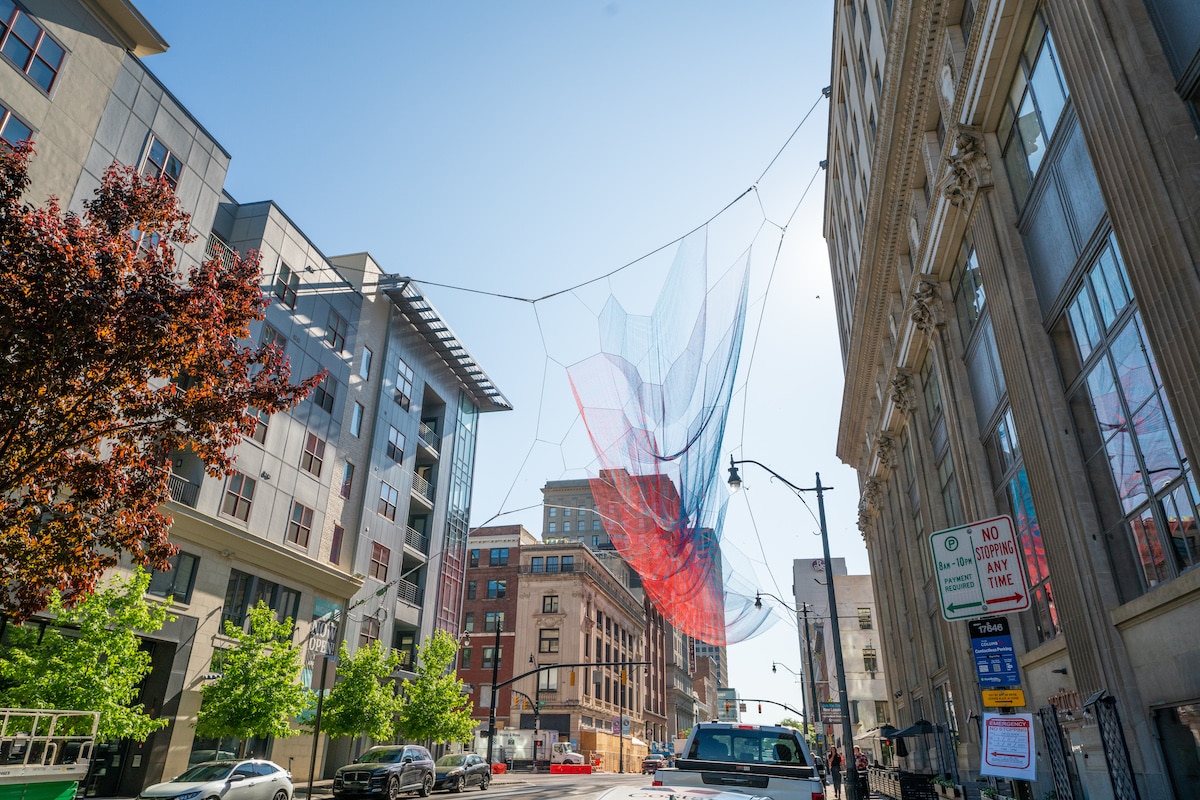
xmin=855 ymin=725 xmax=900 ymax=742
xmin=890 ymin=719 xmax=937 ymax=738
xmin=631 ymin=737 xmax=647 ymax=747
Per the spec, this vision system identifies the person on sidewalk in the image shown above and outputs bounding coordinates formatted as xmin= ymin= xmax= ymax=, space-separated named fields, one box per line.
xmin=826 ymin=746 xmax=843 ymax=799
xmin=853 ymin=746 xmax=869 ymax=797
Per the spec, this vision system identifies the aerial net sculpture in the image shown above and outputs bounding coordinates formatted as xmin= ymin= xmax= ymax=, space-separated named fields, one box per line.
xmin=566 ymin=229 xmax=768 ymax=646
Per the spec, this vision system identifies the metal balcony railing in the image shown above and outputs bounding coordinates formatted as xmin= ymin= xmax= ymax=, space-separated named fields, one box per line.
xmin=418 ymin=421 xmax=440 ymax=452
xmin=167 ymin=474 xmax=199 ymax=507
xmin=411 ymin=472 xmax=435 ymax=503
xmin=405 ymin=526 xmax=429 ymax=554
xmin=397 ymin=580 xmax=422 ymax=606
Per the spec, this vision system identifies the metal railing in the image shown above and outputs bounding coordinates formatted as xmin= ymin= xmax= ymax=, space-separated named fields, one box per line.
xmin=167 ymin=474 xmax=199 ymax=507
xmin=397 ymin=580 xmax=422 ymax=606
xmin=405 ymin=526 xmax=429 ymax=553
xmin=418 ymin=421 xmax=440 ymax=452
xmin=206 ymin=234 xmax=236 ymax=269
xmin=0 ymin=708 xmax=99 ymax=774
xmin=412 ymin=472 xmax=435 ymax=503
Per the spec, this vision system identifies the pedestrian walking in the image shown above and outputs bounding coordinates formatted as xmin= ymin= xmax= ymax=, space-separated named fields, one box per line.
xmin=854 ymin=745 xmax=869 ymax=797
xmin=826 ymin=746 xmax=843 ymax=799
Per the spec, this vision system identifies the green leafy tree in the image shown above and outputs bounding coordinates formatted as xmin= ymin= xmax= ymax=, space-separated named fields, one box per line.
xmin=321 ymin=640 xmax=402 ymax=742
xmin=0 ymin=568 xmax=171 ymax=740
xmin=779 ymin=716 xmax=804 ymax=730
xmin=195 ymin=602 xmax=312 ymax=754
xmin=0 ymin=143 xmax=319 ymax=619
xmin=394 ymin=630 xmax=475 ymax=744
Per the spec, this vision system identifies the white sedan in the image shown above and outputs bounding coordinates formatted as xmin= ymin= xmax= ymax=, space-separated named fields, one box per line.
xmin=138 ymin=760 xmax=293 ymax=800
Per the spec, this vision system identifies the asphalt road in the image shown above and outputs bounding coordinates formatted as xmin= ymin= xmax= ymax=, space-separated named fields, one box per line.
xmin=300 ymin=772 xmax=654 ymax=800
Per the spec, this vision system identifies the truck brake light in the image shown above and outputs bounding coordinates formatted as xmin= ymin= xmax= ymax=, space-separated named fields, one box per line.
xmin=652 ymin=778 xmax=663 ymax=787
xmin=811 ymin=794 xmax=825 ymax=800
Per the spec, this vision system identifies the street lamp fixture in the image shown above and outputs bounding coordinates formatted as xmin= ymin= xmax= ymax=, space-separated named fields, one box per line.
xmin=728 ymin=456 xmax=859 ymax=800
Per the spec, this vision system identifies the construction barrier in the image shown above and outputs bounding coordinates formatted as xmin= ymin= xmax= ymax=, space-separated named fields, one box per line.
xmin=490 ymin=763 xmax=507 ymax=774
xmin=550 ymin=764 xmax=593 ymax=775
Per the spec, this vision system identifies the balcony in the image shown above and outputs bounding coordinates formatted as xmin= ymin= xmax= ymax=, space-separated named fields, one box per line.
xmin=167 ymin=474 xmax=199 ymax=508
xmin=405 ymin=526 xmax=430 ymax=554
xmin=411 ymin=472 xmax=435 ymax=506
xmin=417 ymin=421 xmax=440 ymax=455
xmin=397 ymin=579 xmax=422 ymax=606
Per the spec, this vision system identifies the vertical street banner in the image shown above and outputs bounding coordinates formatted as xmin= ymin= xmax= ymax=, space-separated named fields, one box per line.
xmin=303 ymin=598 xmax=342 ymax=690
xmin=980 ymin=713 xmax=1036 ymax=781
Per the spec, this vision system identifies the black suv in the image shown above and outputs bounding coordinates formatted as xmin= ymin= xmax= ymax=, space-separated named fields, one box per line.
xmin=333 ymin=746 xmax=435 ymax=799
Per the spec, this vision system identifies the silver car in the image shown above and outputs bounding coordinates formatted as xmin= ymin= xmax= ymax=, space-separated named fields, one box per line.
xmin=139 ymin=760 xmax=293 ymax=800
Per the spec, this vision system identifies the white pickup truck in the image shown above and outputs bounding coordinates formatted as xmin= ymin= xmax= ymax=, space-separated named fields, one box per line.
xmin=648 ymin=721 xmax=825 ymax=800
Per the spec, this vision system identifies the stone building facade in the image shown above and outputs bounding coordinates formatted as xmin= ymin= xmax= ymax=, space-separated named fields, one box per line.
xmin=825 ymin=0 xmax=1200 ymax=796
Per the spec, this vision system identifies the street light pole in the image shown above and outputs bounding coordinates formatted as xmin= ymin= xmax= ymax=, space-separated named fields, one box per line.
xmin=730 ymin=459 xmax=858 ymax=800
xmin=800 ymin=603 xmax=823 ymax=759
xmin=485 ymin=620 xmax=502 ymax=765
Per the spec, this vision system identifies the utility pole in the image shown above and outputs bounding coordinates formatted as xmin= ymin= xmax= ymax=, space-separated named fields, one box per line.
xmin=800 ymin=603 xmax=823 ymax=759
xmin=485 ymin=620 xmax=502 ymax=765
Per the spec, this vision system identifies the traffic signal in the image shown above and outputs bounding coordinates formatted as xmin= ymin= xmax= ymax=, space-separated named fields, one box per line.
xmin=570 ymin=670 xmax=576 ymax=686
xmin=758 ymin=704 xmax=762 ymax=714
xmin=724 ymin=701 xmax=731 ymax=712
xmin=621 ymin=669 xmax=627 ymax=685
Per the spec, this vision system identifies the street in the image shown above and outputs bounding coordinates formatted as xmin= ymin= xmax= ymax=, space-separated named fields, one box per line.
xmin=300 ymin=772 xmax=654 ymax=800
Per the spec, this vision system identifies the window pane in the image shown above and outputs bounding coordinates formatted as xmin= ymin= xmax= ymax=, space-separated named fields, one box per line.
xmin=2 ymin=35 xmax=31 ymax=69
xmin=1016 ymin=93 xmax=1047 ymax=174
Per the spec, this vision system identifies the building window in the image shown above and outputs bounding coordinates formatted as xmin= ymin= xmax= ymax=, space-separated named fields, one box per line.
xmin=300 ymin=432 xmax=326 ymax=476
xmin=459 ymin=648 xmax=471 ymax=670
xmin=487 ymin=579 xmax=506 ymax=599
xmin=875 ymin=700 xmax=891 ymax=725
xmin=1055 ymin=233 xmax=1197 ymax=591
xmin=543 ymin=595 xmax=559 ymax=613
xmin=330 ymin=524 xmax=344 ymax=565
xmin=325 ymin=310 xmax=348 ymax=352
xmin=922 ymin=352 xmax=963 ymax=525
xmin=863 ymin=646 xmax=878 ymax=673
xmin=0 ymin=100 xmax=31 ymax=147
xmin=222 ymin=569 xmax=300 ymax=630
xmin=546 ymin=556 xmax=559 ymax=573
xmin=0 ymin=5 xmax=64 ymax=92
xmin=246 ymin=407 xmax=269 ymax=445
xmin=147 ymin=551 xmax=199 ymax=603
xmin=350 ymin=402 xmax=363 ymax=437
xmin=286 ymin=502 xmax=314 ymax=548
xmin=312 ymin=375 xmax=336 ymax=414
xmin=359 ymin=615 xmax=381 ymax=647
xmin=221 ymin=472 xmax=255 ymax=522
xmin=538 ymin=669 xmax=559 ymax=692
xmin=359 ymin=347 xmax=373 ymax=379
xmin=341 ymin=462 xmax=355 ymax=499
xmin=591 ymin=535 xmax=600 ymax=547
xmin=563 ymin=521 xmax=572 ymax=532
xmin=874 ymin=63 xmax=882 ymax=96
xmin=378 ymin=482 xmax=399 ymax=521
xmin=261 ymin=323 xmax=286 ymax=353
xmin=466 ymin=581 xmax=477 ymax=600
xmin=951 ymin=231 xmax=986 ymax=342
xmin=592 ymin=519 xmax=601 ymax=531
xmin=539 ymin=628 xmax=560 ymax=654
xmin=140 ymin=135 xmax=182 ymax=189
xmin=386 ymin=426 xmax=405 ymax=462
xmin=469 ymin=549 xmax=480 ymax=567
xmin=960 ymin=0 xmax=976 ymax=45
xmin=370 ymin=542 xmax=390 ymax=581
xmin=858 ymin=608 xmax=873 ymax=629
xmin=561 ymin=555 xmax=574 ymax=572
xmin=490 ymin=548 xmax=509 ymax=566
xmin=395 ymin=357 xmax=414 ymax=410
xmin=463 ymin=613 xmax=476 ymax=632
xmin=858 ymin=47 xmax=867 ymax=86
xmin=274 ymin=263 xmax=299 ymax=309
xmin=1000 ymin=11 xmax=1070 ymax=206
xmin=485 ymin=611 xmax=504 ymax=632
xmin=482 ymin=647 xmax=501 ymax=670
xmin=862 ymin=2 xmax=872 ymax=39
xmin=548 ymin=522 xmax=557 ymax=533
xmin=531 ymin=557 xmax=544 ymax=573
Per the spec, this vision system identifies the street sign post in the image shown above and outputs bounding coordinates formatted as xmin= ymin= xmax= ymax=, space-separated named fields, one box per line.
xmin=930 ymin=515 xmax=1031 ymax=621
xmin=969 ymin=617 xmax=1021 ymax=687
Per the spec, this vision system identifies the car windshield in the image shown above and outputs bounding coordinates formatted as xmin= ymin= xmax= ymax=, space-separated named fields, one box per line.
xmin=173 ymin=763 xmax=235 ymax=782
xmin=359 ymin=748 xmax=406 ymax=764
xmin=435 ymin=755 xmax=466 ymax=767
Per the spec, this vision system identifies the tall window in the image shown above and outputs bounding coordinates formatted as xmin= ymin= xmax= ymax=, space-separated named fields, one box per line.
xmin=325 ymin=310 xmax=348 ymax=352
xmin=531 ymin=557 xmax=544 ymax=573
xmin=370 ymin=542 xmax=390 ymax=581
xmin=489 ymin=548 xmax=509 ymax=566
xmin=246 ymin=407 xmax=269 ymax=445
xmin=863 ymin=646 xmax=878 ymax=673
xmin=543 ymin=595 xmax=559 ymax=613
xmin=330 ymin=525 xmax=344 ymax=565
xmin=0 ymin=100 xmax=30 ymax=147
xmin=386 ymin=426 xmax=405 ymax=462
xmin=858 ymin=608 xmax=873 ymax=629
xmin=922 ymin=353 xmax=963 ymax=525
xmin=378 ymin=482 xmax=399 ymax=521
xmin=395 ymin=357 xmax=414 ymax=410
xmin=147 ymin=552 xmax=199 ymax=603
xmin=469 ymin=549 xmax=480 ymax=568
xmin=274 ymin=263 xmax=299 ymax=309
xmin=485 ymin=611 xmax=504 ymax=632
xmin=300 ymin=433 xmax=326 ymax=476
xmin=463 ymin=612 xmax=475 ymax=632
xmin=359 ymin=346 xmax=373 ymax=379
xmin=1000 ymin=11 xmax=1070 ymax=206
xmin=311 ymin=375 xmax=336 ymax=413
xmin=0 ymin=5 xmax=65 ymax=92
xmin=466 ymin=581 xmax=477 ymax=600
xmin=1055 ymin=234 xmax=1197 ymax=590
xmin=359 ymin=615 xmax=380 ymax=647
xmin=539 ymin=628 xmax=560 ymax=654
xmin=538 ymin=669 xmax=559 ymax=692
xmin=286 ymin=502 xmax=314 ymax=548
xmin=482 ymin=647 xmax=501 ymax=670
xmin=875 ymin=700 xmax=890 ymax=725
xmin=222 ymin=569 xmax=300 ymax=629
xmin=140 ymin=136 xmax=182 ymax=189
xmin=487 ymin=579 xmax=506 ymax=599
xmin=340 ymin=462 xmax=355 ymax=498
xmin=350 ymin=402 xmax=363 ymax=437
xmin=561 ymin=555 xmax=575 ymax=572
xmin=221 ymin=472 xmax=255 ymax=522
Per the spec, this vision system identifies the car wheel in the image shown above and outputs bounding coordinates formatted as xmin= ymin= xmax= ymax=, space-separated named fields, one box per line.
xmin=478 ymin=773 xmax=490 ymax=791
xmin=417 ymin=773 xmax=433 ymax=797
xmin=387 ymin=776 xmax=400 ymax=800
xmin=272 ymin=791 xmax=288 ymax=800
xmin=449 ymin=775 xmax=465 ymax=793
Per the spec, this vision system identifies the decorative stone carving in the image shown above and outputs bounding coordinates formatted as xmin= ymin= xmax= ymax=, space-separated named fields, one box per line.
xmin=876 ymin=433 xmax=896 ymax=472
xmin=910 ymin=278 xmax=945 ymax=332
xmin=942 ymin=129 xmax=992 ymax=207
xmin=891 ymin=372 xmax=917 ymax=414
xmin=940 ymin=62 xmax=955 ymax=111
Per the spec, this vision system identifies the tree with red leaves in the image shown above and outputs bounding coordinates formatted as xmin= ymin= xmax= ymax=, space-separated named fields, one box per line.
xmin=0 ymin=143 xmax=320 ymax=619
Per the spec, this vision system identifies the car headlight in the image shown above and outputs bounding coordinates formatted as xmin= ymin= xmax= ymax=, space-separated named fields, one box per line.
xmin=176 ymin=791 xmax=202 ymax=800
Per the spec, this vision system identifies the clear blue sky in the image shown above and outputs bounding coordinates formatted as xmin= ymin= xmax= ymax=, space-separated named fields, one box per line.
xmin=134 ymin=0 xmax=864 ymax=727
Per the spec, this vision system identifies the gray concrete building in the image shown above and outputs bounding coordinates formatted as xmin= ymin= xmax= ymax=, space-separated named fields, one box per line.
xmin=825 ymin=0 xmax=1200 ymax=796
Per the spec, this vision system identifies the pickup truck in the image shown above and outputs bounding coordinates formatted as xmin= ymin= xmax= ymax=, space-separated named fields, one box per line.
xmin=650 ymin=721 xmax=824 ymax=800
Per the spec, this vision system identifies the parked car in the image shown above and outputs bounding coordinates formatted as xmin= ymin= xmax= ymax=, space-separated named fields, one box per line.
xmin=332 ymin=746 xmax=435 ymax=799
xmin=641 ymin=754 xmax=668 ymax=774
xmin=138 ymin=760 xmax=292 ymax=800
xmin=432 ymin=753 xmax=490 ymax=793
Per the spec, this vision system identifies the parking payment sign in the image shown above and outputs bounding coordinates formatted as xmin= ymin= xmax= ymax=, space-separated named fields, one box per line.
xmin=970 ymin=617 xmax=1021 ymax=687
xmin=930 ymin=515 xmax=1031 ymax=621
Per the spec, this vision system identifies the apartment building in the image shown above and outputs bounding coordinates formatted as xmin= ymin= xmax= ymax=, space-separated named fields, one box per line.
xmin=0 ymin=0 xmax=509 ymax=792
xmin=825 ymin=0 xmax=1200 ymax=796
